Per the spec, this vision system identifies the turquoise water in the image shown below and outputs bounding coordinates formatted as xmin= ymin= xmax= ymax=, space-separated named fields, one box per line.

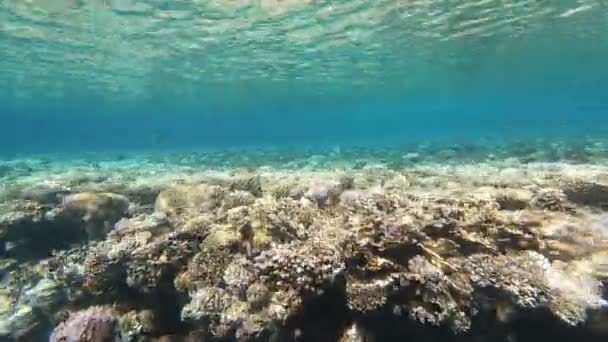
xmin=1 ymin=0 xmax=608 ymax=153
xmin=3 ymin=3 xmax=608 ymax=341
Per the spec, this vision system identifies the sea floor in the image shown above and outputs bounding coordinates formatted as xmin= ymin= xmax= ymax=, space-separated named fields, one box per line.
xmin=2 ymin=139 xmax=608 ymax=342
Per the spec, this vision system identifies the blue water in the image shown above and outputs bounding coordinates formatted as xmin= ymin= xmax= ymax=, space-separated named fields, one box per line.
xmin=3 ymin=3 xmax=608 ymax=341
xmin=0 ymin=1 xmax=607 ymax=154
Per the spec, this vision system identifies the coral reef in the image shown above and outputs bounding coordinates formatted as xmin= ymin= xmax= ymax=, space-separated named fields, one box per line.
xmin=1 ymin=143 xmax=608 ymax=341
xmin=49 ymin=306 xmax=121 ymax=342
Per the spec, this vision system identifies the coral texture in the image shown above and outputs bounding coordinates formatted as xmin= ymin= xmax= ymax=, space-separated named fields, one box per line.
xmin=1 ymin=144 xmax=608 ymax=341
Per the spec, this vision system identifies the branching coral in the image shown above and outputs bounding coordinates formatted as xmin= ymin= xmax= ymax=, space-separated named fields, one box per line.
xmin=3 ymin=156 xmax=608 ymax=341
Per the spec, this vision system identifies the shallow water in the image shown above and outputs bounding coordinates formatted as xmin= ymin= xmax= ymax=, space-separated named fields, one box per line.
xmin=2 ymin=1 xmax=608 ymax=342
xmin=1 ymin=0 xmax=608 ymax=153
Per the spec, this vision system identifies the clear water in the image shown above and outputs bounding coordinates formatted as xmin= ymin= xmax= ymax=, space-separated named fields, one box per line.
xmin=3 ymin=2 xmax=608 ymax=341
xmin=1 ymin=0 xmax=608 ymax=154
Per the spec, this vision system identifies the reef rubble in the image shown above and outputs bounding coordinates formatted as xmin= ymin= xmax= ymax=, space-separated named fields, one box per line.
xmin=1 ymin=145 xmax=608 ymax=341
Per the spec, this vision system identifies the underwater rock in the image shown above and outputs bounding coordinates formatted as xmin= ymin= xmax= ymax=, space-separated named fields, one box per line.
xmin=0 ymin=200 xmax=47 ymax=239
xmin=495 ymin=188 xmax=533 ymax=210
xmin=50 ymin=306 xmax=121 ymax=342
xmin=563 ymin=180 xmax=608 ymax=208
xmin=0 ymin=192 xmax=128 ymax=256
xmin=20 ymin=181 xmax=71 ymax=204
xmin=0 ymin=200 xmax=83 ymax=259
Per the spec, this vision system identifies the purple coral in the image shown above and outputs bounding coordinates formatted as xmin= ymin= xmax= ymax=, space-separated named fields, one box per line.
xmin=50 ymin=306 xmax=120 ymax=342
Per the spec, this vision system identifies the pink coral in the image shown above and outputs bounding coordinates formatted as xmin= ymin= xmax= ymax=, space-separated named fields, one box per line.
xmin=50 ymin=306 xmax=120 ymax=342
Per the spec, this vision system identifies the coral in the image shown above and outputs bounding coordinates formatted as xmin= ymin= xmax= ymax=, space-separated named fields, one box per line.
xmin=459 ymin=250 xmax=607 ymax=325
xmin=228 ymin=175 xmax=263 ymax=197
xmin=50 ymin=306 xmax=121 ymax=342
xmin=82 ymin=224 xmax=206 ymax=295
xmin=0 ymin=200 xmax=48 ymax=242
xmin=0 ymin=191 xmax=130 ymax=258
xmin=221 ymin=256 xmax=255 ymax=290
xmin=463 ymin=252 xmax=550 ymax=309
xmin=61 ymin=192 xmax=131 ymax=240
xmin=399 ymin=256 xmax=473 ymax=333
xmin=252 ymin=238 xmax=345 ymax=292
xmin=304 ymin=174 xmax=353 ymax=208
xmin=544 ymin=260 xmax=607 ymax=325
xmin=154 ymin=183 xmax=225 ymax=220
xmin=111 ymin=212 xmax=173 ymax=239
xmin=81 ymin=250 xmax=126 ymax=295
xmin=345 ymin=278 xmax=393 ymax=313
xmin=0 ymin=277 xmax=43 ymax=339
xmin=530 ymin=188 xmax=571 ymax=211
xmin=267 ymin=177 xmax=307 ymax=199
xmin=181 ymin=287 xmax=234 ymax=323
xmin=4 ymin=148 xmax=608 ymax=341
xmin=177 ymin=248 xmax=234 ymax=291
xmin=246 ymin=283 xmax=272 ymax=311
xmin=262 ymin=197 xmax=315 ymax=242
xmin=339 ymin=323 xmax=373 ymax=342
xmin=21 ymin=278 xmax=66 ymax=313
xmin=119 ymin=309 xmax=156 ymax=341
xmin=0 ymin=304 xmax=39 ymax=339
xmin=222 ymin=190 xmax=256 ymax=209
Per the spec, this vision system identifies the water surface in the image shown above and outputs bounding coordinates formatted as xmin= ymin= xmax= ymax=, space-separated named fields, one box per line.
xmin=0 ymin=0 xmax=607 ymax=152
